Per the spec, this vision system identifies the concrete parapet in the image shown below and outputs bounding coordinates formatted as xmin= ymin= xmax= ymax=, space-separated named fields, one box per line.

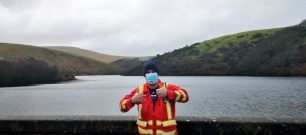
xmin=0 ymin=116 xmax=305 ymax=135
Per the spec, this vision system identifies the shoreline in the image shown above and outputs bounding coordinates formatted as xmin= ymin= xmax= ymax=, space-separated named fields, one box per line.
xmin=1 ymin=75 xmax=306 ymax=88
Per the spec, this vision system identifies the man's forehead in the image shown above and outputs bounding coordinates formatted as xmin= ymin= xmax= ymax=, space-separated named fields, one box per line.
xmin=146 ymin=69 xmax=156 ymax=73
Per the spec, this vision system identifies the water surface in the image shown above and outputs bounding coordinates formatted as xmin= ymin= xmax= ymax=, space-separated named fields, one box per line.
xmin=0 ymin=75 xmax=305 ymax=118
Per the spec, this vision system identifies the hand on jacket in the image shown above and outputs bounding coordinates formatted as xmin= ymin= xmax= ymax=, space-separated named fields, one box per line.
xmin=131 ymin=93 xmax=144 ymax=104
xmin=157 ymin=88 xmax=167 ymax=98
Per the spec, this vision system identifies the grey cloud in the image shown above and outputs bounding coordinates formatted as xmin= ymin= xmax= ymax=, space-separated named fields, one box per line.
xmin=0 ymin=0 xmax=305 ymax=56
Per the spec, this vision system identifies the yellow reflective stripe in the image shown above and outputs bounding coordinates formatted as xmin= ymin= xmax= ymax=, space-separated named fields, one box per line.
xmin=163 ymin=83 xmax=172 ymax=120
xmin=166 ymin=101 xmax=172 ymax=119
xmin=156 ymin=129 xmax=176 ymax=135
xmin=139 ymin=85 xmax=144 ymax=93
xmin=138 ymin=85 xmax=144 ymax=119
xmin=178 ymin=90 xmax=186 ymax=102
xmin=121 ymin=99 xmax=127 ymax=110
xmin=138 ymin=120 xmax=176 ymax=127
xmin=137 ymin=119 xmax=147 ymax=127
xmin=163 ymin=83 xmax=167 ymax=89
xmin=174 ymin=91 xmax=181 ymax=102
xmin=148 ymin=120 xmax=153 ymax=126
xmin=162 ymin=120 xmax=177 ymax=127
xmin=138 ymin=104 xmax=142 ymax=119
xmin=138 ymin=127 xmax=153 ymax=134
xmin=156 ymin=120 xmax=162 ymax=126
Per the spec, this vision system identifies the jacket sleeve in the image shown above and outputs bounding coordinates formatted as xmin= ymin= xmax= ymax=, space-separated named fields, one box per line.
xmin=167 ymin=84 xmax=189 ymax=103
xmin=119 ymin=88 xmax=138 ymax=112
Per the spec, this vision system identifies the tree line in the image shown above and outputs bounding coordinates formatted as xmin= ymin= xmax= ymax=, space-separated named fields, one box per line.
xmin=0 ymin=58 xmax=74 ymax=87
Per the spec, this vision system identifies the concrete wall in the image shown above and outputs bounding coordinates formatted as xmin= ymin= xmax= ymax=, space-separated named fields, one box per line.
xmin=0 ymin=116 xmax=305 ymax=135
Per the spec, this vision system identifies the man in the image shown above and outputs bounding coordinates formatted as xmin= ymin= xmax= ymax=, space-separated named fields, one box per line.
xmin=119 ymin=61 xmax=189 ymax=135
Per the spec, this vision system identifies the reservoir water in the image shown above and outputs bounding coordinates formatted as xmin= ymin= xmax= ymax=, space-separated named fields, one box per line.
xmin=0 ymin=75 xmax=305 ymax=118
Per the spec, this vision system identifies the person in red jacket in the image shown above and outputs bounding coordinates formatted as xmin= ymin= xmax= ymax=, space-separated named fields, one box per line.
xmin=119 ymin=61 xmax=189 ymax=135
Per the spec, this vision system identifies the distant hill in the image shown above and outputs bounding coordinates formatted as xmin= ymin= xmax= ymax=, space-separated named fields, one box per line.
xmin=45 ymin=46 xmax=153 ymax=73
xmin=124 ymin=21 xmax=306 ymax=76
xmin=44 ymin=46 xmax=129 ymax=63
xmin=111 ymin=56 xmax=152 ymax=74
xmin=0 ymin=43 xmax=115 ymax=86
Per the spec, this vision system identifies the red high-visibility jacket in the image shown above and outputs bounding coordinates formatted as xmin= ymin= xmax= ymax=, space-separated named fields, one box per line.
xmin=119 ymin=80 xmax=189 ymax=135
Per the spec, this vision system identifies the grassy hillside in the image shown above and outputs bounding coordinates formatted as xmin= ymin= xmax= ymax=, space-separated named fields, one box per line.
xmin=124 ymin=22 xmax=306 ymax=76
xmin=0 ymin=43 xmax=116 ymax=86
xmin=44 ymin=46 xmax=129 ymax=63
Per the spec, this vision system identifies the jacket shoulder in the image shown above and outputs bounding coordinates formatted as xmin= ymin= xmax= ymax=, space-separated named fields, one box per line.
xmin=165 ymin=83 xmax=180 ymax=89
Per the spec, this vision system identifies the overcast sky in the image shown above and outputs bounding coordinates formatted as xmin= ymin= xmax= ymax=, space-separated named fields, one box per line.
xmin=0 ymin=0 xmax=305 ymax=56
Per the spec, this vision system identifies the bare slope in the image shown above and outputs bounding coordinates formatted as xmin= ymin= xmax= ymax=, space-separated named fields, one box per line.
xmin=0 ymin=43 xmax=114 ymax=75
xmin=45 ymin=46 xmax=128 ymax=63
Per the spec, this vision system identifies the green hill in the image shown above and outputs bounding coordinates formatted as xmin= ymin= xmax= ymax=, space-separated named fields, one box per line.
xmin=124 ymin=22 xmax=306 ymax=76
xmin=0 ymin=43 xmax=115 ymax=87
xmin=44 ymin=46 xmax=129 ymax=63
xmin=1 ymin=20 xmax=305 ymax=87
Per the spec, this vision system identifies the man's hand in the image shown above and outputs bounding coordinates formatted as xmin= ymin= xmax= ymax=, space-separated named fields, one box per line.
xmin=157 ymin=88 xmax=167 ymax=98
xmin=131 ymin=93 xmax=144 ymax=104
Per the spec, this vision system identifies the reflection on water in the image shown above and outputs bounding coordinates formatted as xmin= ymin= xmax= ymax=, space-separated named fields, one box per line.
xmin=0 ymin=75 xmax=306 ymax=118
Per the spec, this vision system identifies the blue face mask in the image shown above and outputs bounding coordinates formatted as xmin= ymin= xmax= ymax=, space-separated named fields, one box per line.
xmin=145 ymin=72 xmax=158 ymax=84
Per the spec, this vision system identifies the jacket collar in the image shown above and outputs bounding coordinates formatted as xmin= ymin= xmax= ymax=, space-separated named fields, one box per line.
xmin=143 ymin=79 xmax=164 ymax=93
